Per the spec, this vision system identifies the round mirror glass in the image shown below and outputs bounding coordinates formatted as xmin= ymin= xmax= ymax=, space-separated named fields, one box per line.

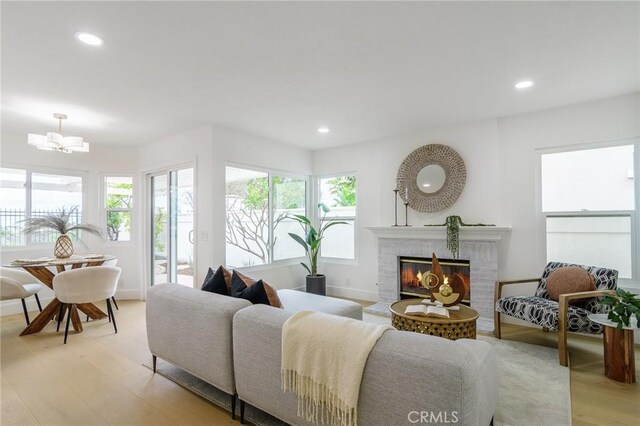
xmin=416 ymin=165 xmax=446 ymax=193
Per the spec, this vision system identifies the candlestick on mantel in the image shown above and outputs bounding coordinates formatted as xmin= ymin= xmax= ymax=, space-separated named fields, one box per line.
xmin=392 ymin=189 xmax=399 ymax=227
xmin=404 ymin=201 xmax=411 ymax=227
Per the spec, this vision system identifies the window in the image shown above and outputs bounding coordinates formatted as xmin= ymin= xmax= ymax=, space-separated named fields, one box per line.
xmin=541 ymin=143 xmax=636 ymax=280
xmin=105 ymin=176 xmax=133 ymax=242
xmin=318 ymin=175 xmax=356 ymax=259
xmin=225 ymin=166 xmax=307 ymax=267
xmin=0 ymin=167 xmax=83 ymax=247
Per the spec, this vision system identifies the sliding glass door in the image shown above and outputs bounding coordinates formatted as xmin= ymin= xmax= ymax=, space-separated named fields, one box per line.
xmin=150 ymin=167 xmax=194 ymax=287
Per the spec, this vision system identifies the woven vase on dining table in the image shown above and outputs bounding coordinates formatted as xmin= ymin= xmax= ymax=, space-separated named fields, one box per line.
xmin=54 ymin=234 xmax=74 ymax=258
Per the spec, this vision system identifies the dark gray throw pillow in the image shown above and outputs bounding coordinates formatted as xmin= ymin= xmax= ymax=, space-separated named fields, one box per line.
xmin=201 ymin=266 xmax=230 ymax=296
xmin=231 ymin=271 xmax=271 ymax=305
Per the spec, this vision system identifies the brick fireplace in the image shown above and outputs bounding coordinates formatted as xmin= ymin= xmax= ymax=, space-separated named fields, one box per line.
xmin=366 ymin=226 xmax=510 ymax=333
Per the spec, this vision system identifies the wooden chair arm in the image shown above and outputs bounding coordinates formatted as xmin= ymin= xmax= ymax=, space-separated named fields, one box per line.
xmin=556 ymin=289 xmax=615 ymax=367
xmin=558 ymin=289 xmax=616 ymax=306
xmin=494 ymin=278 xmax=540 ymax=301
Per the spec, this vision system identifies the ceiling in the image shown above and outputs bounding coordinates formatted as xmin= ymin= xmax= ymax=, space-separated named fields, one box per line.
xmin=2 ymin=1 xmax=638 ymax=150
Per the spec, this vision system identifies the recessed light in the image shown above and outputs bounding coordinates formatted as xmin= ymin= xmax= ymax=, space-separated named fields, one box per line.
xmin=75 ymin=32 xmax=103 ymax=46
xmin=422 ymin=183 xmax=431 ymax=187
xmin=317 ymin=127 xmax=330 ymax=134
xmin=515 ymin=80 xmax=534 ymax=90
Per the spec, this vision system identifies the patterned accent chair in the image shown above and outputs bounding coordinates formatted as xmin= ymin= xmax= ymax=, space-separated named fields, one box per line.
xmin=494 ymin=261 xmax=618 ymax=366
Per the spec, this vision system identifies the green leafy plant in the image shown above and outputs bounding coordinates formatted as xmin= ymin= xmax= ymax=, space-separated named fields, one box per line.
xmin=106 ymin=181 xmax=133 ymax=241
xmin=22 ymin=206 xmax=103 ymax=239
xmin=424 ymin=215 xmax=494 ymax=259
xmin=287 ymin=203 xmax=348 ymax=276
xmin=154 ymin=207 xmax=168 ymax=253
xmin=600 ymin=289 xmax=640 ymax=330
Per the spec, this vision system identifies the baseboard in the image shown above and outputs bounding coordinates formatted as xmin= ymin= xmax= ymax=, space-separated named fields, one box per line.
xmin=0 ymin=296 xmax=53 ymax=316
xmin=326 ymin=285 xmax=378 ymax=302
xmin=1 ymin=289 xmax=143 ymax=317
xmin=114 ymin=289 xmax=143 ymax=300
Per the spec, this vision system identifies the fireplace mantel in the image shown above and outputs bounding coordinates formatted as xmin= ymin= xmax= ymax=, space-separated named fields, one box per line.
xmin=366 ymin=226 xmax=511 ymax=241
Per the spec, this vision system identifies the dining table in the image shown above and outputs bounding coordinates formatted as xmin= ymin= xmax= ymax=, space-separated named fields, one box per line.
xmin=5 ymin=254 xmax=117 ymax=336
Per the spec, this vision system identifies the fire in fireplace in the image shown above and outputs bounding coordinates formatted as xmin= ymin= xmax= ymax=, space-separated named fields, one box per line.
xmin=399 ymin=256 xmax=471 ymax=303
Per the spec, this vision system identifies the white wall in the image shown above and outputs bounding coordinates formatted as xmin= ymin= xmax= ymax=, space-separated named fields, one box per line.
xmin=0 ymin=135 xmax=141 ymax=314
xmin=138 ymin=124 xmax=312 ymax=291
xmin=313 ymin=119 xmax=499 ymax=301
xmin=312 ymin=92 xmax=639 ymax=301
xmin=497 ymin=92 xmax=640 ymax=303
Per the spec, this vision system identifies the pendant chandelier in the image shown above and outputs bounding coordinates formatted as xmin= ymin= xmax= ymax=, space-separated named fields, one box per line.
xmin=27 ymin=113 xmax=89 ymax=153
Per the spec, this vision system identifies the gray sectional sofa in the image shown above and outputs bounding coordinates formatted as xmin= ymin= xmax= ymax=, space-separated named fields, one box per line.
xmin=146 ymin=284 xmax=498 ymax=426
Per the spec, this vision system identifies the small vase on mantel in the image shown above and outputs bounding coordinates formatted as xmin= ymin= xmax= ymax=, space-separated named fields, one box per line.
xmin=54 ymin=234 xmax=74 ymax=258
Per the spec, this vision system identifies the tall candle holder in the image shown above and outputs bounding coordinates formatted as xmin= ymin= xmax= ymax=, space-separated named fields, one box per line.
xmin=392 ymin=189 xmax=400 ymax=226
xmin=404 ymin=201 xmax=411 ymax=227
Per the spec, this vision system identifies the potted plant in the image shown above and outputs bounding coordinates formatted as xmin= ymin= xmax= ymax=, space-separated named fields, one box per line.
xmin=22 ymin=206 xmax=103 ymax=258
xmin=287 ymin=204 xmax=348 ymax=295
xmin=424 ymin=215 xmax=494 ymax=259
xmin=600 ymin=289 xmax=640 ymax=330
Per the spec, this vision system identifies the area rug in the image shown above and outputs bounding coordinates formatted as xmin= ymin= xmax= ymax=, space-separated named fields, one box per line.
xmin=143 ymin=359 xmax=287 ymax=425
xmin=144 ymin=314 xmax=571 ymax=426
xmin=364 ymin=312 xmax=572 ymax=426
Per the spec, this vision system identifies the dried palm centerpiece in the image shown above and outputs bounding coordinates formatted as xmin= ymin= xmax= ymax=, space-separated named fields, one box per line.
xmin=22 ymin=206 xmax=103 ymax=258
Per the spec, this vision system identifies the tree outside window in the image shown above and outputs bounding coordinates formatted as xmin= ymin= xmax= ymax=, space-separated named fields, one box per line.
xmin=105 ymin=177 xmax=133 ymax=242
xmin=225 ymin=167 xmax=306 ymax=267
xmin=319 ymin=175 xmax=357 ymax=259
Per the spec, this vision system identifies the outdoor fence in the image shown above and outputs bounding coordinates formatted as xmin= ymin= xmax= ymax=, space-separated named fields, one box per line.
xmin=0 ymin=209 xmax=82 ymax=247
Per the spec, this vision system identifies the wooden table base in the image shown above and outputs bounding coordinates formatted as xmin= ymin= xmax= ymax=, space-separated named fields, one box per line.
xmin=603 ymin=326 xmax=636 ymax=383
xmin=17 ymin=259 xmax=110 ymax=336
xmin=20 ymin=299 xmax=107 ymax=336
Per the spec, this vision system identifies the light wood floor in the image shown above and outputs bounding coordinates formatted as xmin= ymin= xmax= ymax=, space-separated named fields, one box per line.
xmin=2 ymin=301 xmax=639 ymax=425
xmin=499 ymin=323 xmax=640 ymax=426
xmin=1 ymin=301 xmax=236 ymax=425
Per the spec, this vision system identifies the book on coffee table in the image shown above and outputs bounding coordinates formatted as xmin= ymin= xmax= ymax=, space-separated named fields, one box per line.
xmin=420 ymin=299 xmax=460 ymax=311
xmin=404 ymin=304 xmax=450 ymax=318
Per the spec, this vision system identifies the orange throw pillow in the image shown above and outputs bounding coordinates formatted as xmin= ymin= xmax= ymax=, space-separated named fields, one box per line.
xmin=546 ymin=266 xmax=595 ymax=304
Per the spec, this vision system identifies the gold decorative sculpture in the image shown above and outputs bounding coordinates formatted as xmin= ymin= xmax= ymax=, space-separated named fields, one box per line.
xmin=420 ymin=253 xmax=465 ymax=307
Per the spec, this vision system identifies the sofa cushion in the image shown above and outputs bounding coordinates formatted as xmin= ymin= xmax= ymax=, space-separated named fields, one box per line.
xmin=146 ymin=283 xmax=251 ymax=395
xmin=233 ymin=270 xmax=283 ymax=308
xmin=546 ymin=266 xmax=595 ymax=304
xmin=232 ymin=304 xmax=497 ymax=426
xmin=277 ymin=289 xmax=362 ymax=320
xmin=495 ymin=296 xmax=604 ymax=334
xmin=201 ymin=266 xmax=231 ymax=296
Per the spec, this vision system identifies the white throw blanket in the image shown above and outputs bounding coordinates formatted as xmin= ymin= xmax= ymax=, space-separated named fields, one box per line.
xmin=281 ymin=310 xmax=393 ymax=426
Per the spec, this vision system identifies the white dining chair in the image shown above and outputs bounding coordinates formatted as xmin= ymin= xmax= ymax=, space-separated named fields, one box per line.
xmin=52 ymin=266 xmax=121 ymax=344
xmin=0 ymin=267 xmax=43 ymax=325
xmin=103 ymin=258 xmax=120 ymax=310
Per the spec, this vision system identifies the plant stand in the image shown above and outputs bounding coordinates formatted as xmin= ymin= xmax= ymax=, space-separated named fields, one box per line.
xmin=589 ymin=313 xmax=637 ymax=383
xmin=603 ymin=326 xmax=635 ymax=383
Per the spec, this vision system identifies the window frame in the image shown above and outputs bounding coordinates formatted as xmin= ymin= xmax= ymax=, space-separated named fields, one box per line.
xmin=315 ymin=172 xmax=358 ymax=263
xmin=224 ymin=162 xmax=310 ymax=270
xmin=102 ymin=174 xmax=135 ymax=245
xmin=0 ymin=163 xmax=87 ymax=249
xmin=536 ymin=138 xmax=639 ymax=288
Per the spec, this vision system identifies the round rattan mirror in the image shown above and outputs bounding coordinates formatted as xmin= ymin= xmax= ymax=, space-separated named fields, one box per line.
xmin=396 ymin=144 xmax=466 ymax=212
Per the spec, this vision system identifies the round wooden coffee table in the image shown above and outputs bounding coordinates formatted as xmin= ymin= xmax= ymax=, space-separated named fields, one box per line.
xmin=390 ymin=299 xmax=479 ymax=340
